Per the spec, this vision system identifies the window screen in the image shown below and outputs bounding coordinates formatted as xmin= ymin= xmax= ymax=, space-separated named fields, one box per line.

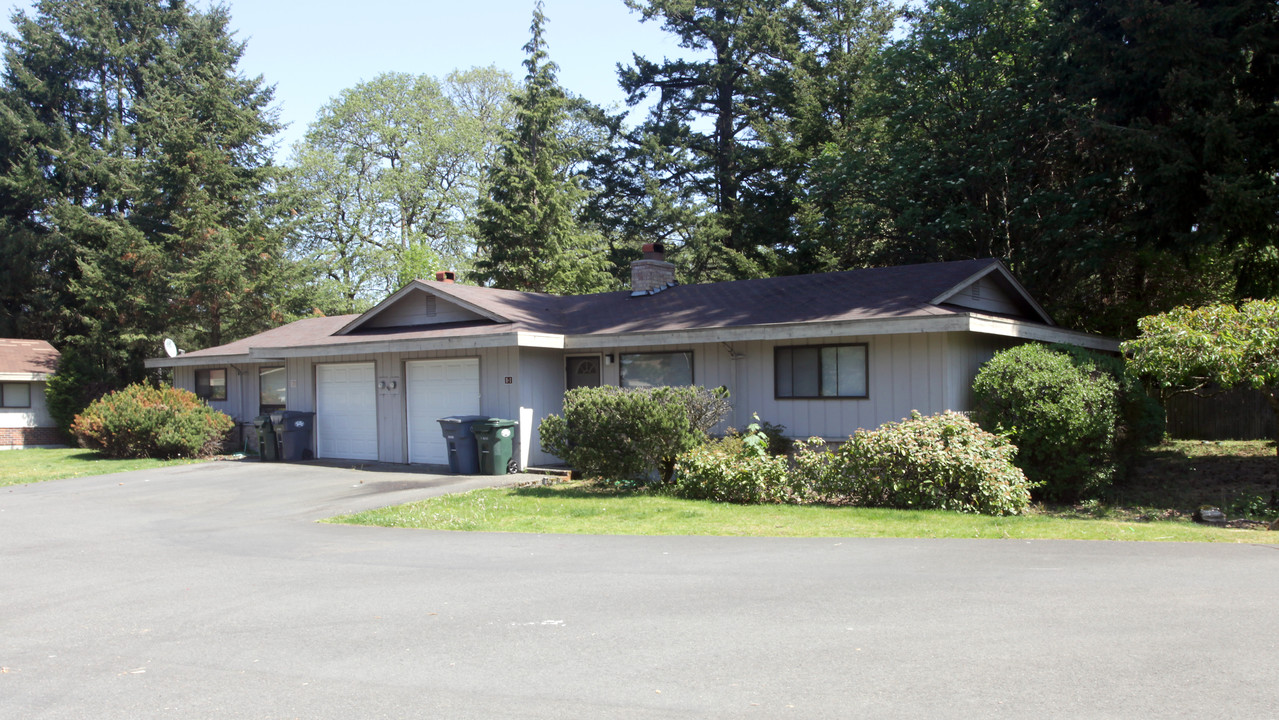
xmin=195 ymin=368 xmax=227 ymax=401
xmin=1 ymin=382 xmax=31 ymax=408
xmin=619 ymin=351 xmax=693 ymax=389
xmin=260 ymin=366 xmax=286 ymax=411
xmin=775 ymin=344 xmax=867 ymax=398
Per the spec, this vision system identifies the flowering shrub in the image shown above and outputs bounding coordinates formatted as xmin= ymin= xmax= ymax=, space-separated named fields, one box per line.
xmin=799 ymin=412 xmax=1034 ymax=515
xmin=674 ymin=421 xmax=792 ymax=504
xmin=71 ymin=383 xmax=234 ymax=459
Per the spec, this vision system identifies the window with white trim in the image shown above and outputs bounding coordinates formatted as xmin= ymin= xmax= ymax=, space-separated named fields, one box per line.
xmin=775 ymin=344 xmax=868 ymax=399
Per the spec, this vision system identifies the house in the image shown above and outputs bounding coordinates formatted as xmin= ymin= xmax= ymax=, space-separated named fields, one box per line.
xmin=0 ymin=339 xmax=62 ymax=449
xmin=145 ymin=248 xmax=1117 ymax=469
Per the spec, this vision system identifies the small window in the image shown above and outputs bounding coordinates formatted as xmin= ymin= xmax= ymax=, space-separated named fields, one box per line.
xmin=259 ymin=366 xmax=286 ymax=413
xmin=619 ymin=351 xmax=693 ymax=389
xmin=775 ymin=344 xmax=868 ymax=399
xmin=195 ymin=368 xmax=227 ymax=401
xmin=1 ymin=382 xmax=31 ymax=408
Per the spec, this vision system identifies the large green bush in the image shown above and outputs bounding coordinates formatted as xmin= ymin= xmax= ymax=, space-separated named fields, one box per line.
xmin=793 ymin=412 xmax=1033 ymax=515
xmin=972 ymin=344 xmax=1119 ymax=502
xmin=674 ymin=421 xmax=792 ymax=504
xmin=43 ymin=346 xmax=116 ymax=435
xmin=71 ymin=383 xmax=234 ymax=459
xmin=1050 ymin=344 xmax=1165 ymax=450
xmin=539 ymin=385 xmax=731 ymax=484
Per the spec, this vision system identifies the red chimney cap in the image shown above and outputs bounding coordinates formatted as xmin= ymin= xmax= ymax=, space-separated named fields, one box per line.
xmin=642 ymin=242 xmax=664 ymax=254
xmin=435 ymin=271 xmax=456 ymax=283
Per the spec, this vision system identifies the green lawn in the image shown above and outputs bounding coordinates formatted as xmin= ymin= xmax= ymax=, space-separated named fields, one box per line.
xmin=330 ymin=440 xmax=1279 ymax=542
xmin=0 ymin=447 xmax=208 ymax=486
xmin=328 ymin=481 xmax=1276 ymax=543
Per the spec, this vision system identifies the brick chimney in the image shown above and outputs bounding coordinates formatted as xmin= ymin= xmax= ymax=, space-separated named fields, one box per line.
xmin=630 ymin=243 xmax=676 ymax=295
xmin=435 ymin=271 xmax=456 ymax=283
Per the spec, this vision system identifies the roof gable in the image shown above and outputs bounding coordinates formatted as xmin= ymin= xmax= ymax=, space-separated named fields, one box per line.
xmin=930 ymin=261 xmax=1054 ymax=325
xmin=336 ymin=281 xmax=512 ymax=335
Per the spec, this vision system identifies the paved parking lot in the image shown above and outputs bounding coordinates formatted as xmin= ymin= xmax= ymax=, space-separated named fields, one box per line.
xmin=3 ymin=459 xmax=1278 ymax=718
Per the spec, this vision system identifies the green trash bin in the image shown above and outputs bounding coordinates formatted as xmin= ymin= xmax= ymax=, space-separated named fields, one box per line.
xmin=252 ymin=415 xmax=278 ymax=462
xmin=473 ymin=418 xmax=518 ymax=475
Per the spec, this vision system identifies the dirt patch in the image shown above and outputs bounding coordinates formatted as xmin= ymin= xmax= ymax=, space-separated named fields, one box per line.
xmin=1041 ymin=440 xmax=1278 ymax=526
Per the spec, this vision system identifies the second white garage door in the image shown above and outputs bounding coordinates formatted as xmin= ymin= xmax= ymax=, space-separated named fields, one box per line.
xmin=406 ymin=358 xmax=481 ymax=465
xmin=316 ymin=362 xmax=379 ymax=461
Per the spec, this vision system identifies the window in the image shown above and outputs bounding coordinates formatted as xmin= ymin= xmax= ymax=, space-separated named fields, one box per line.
xmin=619 ymin=351 xmax=693 ymax=389
xmin=259 ymin=366 xmax=286 ymax=413
xmin=195 ymin=368 xmax=227 ymax=401
xmin=1 ymin=382 xmax=30 ymax=408
xmin=775 ymin=344 xmax=868 ymax=399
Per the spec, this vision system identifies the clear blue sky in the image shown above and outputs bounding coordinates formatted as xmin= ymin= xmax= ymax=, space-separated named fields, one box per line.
xmin=0 ymin=0 xmax=694 ymax=159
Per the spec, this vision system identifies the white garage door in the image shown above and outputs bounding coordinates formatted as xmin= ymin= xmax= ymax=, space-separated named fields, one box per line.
xmin=406 ymin=358 xmax=480 ymax=464
xmin=316 ymin=362 xmax=378 ymax=461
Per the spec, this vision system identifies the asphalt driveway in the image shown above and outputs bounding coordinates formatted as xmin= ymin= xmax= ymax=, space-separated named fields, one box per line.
xmin=2 ymin=460 xmax=1277 ymax=719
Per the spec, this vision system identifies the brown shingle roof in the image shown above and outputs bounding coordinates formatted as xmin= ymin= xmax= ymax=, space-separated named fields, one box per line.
xmin=0 ymin=339 xmax=60 ymax=376
xmin=173 ymin=259 xmax=1020 ymax=358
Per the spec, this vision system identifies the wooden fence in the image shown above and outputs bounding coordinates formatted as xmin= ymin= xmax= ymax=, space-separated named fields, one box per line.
xmin=1164 ymin=387 xmax=1277 ymax=441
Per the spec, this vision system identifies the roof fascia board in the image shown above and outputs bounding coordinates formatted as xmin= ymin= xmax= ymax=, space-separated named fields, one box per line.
xmin=144 ymin=353 xmax=255 ymax=369
xmin=930 ymin=261 xmax=1055 ymax=326
xmin=0 ymin=372 xmax=53 ymax=381
xmin=563 ymin=315 xmax=973 ymax=349
xmin=246 ymin=333 xmax=525 ymax=359
xmin=515 ymin=332 xmax=566 ymax=349
xmin=335 ymin=281 xmax=512 ymax=336
xmin=966 ymin=315 xmax=1119 ymax=352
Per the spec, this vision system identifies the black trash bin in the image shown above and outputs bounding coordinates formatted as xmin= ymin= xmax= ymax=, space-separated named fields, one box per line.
xmin=473 ymin=418 xmax=518 ymax=475
xmin=270 ymin=410 xmax=316 ymax=462
xmin=252 ymin=415 xmax=278 ymax=461
xmin=437 ymin=415 xmax=488 ymax=474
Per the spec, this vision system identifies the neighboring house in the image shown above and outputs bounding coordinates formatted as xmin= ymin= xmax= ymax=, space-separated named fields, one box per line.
xmin=0 ymin=339 xmax=62 ymax=450
xmin=145 ymin=248 xmax=1117 ymax=469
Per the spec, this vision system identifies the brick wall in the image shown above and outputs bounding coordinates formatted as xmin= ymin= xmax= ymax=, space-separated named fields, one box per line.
xmin=0 ymin=426 xmax=66 ymax=447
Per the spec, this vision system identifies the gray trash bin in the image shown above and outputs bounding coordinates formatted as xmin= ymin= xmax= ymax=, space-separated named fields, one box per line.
xmin=437 ymin=415 xmax=489 ymax=474
xmin=270 ymin=411 xmax=316 ymax=462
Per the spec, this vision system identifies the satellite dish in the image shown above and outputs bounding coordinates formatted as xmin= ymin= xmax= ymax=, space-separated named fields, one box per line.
xmin=163 ymin=338 xmax=178 ymax=358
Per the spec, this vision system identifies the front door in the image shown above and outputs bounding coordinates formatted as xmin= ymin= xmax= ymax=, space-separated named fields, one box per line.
xmin=566 ymin=355 xmax=601 ymax=391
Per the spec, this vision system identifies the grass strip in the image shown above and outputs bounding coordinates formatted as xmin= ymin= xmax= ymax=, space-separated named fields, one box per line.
xmin=330 ymin=482 xmax=1277 ymax=543
xmin=0 ymin=447 xmax=207 ymax=486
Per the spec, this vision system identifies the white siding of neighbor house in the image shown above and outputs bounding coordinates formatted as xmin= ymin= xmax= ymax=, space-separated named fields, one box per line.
xmin=0 ymin=381 xmax=55 ymax=428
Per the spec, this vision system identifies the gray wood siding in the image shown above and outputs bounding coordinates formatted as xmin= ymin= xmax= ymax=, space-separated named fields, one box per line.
xmin=947 ymin=276 xmax=1024 ymax=317
xmin=519 ymin=348 xmax=566 ymax=467
xmin=364 ymin=289 xmax=486 ymax=328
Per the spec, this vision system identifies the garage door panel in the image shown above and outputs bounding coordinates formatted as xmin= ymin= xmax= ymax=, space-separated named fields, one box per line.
xmin=407 ymin=358 xmax=480 ymax=465
xmin=317 ymin=363 xmax=378 ymax=461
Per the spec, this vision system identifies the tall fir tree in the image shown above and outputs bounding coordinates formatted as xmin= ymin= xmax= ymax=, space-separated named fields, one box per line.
xmin=473 ymin=2 xmax=614 ymax=294
xmin=0 ymin=0 xmax=291 ymax=383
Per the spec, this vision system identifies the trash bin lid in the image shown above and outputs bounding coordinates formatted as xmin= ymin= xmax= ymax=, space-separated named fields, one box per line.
xmin=475 ymin=418 xmax=518 ymax=429
xmin=438 ymin=415 xmax=490 ymax=425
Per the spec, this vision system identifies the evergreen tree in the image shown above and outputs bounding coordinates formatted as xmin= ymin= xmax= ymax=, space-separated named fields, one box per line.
xmin=0 ymin=0 xmax=291 ymax=378
xmin=473 ymin=2 xmax=614 ymax=294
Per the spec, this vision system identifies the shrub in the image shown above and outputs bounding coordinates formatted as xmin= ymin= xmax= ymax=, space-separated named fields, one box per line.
xmin=804 ymin=412 xmax=1032 ymax=515
xmin=71 ymin=383 xmax=234 ymax=459
xmin=1049 ymin=343 xmax=1166 ymax=450
xmin=539 ymin=385 xmax=731 ymax=484
xmin=972 ymin=344 xmax=1119 ymax=502
xmin=43 ymin=346 xmax=115 ymax=435
xmin=674 ymin=421 xmax=792 ymax=503
xmin=728 ymin=417 xmax=792 ymax=456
